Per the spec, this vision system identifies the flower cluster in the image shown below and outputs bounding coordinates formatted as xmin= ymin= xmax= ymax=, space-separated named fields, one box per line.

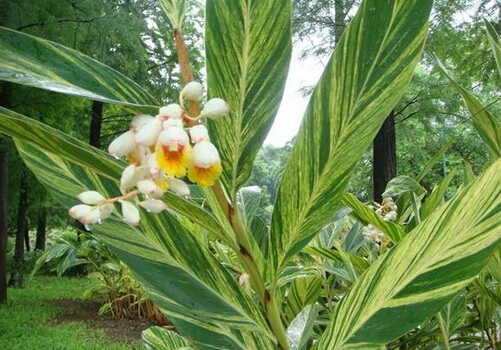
xmin=362 ymin=197 xmax=397 ymax=245
xmin=375 ymin=196 xmax=398 ymax=222
xmin=69 ymin=81 xmax=230 ymax=228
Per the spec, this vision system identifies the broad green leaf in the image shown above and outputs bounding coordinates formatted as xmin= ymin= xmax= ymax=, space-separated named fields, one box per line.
xmin=159 ymin=0 xmax=186 ymax=29
xmin=0 ymin=106 xmax=229 ymax=244
xmin=383 ymin=175 xmax=424 ymax=198
xmin=205 ymin=0 xmax=292 ymax=199
xmin=0 ymin=27 xmax=159 ymax=111
xmin=142 ymin=326 xmax=193 ymax=350
xmin=485 ymin=19 xmax=501 ymax=83
xmin=420 ymin=169 xmax=456 ymax=220
xmin=286 ymin=305 xmax=318 ymax=350
xmin=462 ymin=160 xmax=475 ymax=185
xmin=342 ymin=193 xmax=405 ymax=243
xmin=438 ymin=293 xmax=466 ymax=337
xmin=0 ymin=107 xmax=274 ymax=350
xmin=431 ymin=52 xmax=501 ymax=159
xmin=316 ymin=155 xmax=501 ymax=349
xmin=269 ymin=0 xmax=433 ymax=278
xmin=304 ymin=247 xmax=369 ymax=275
xmin=237 ymin=186 xmax=263 ymax=226
xmin=284 ymin=276 xmax=322 ymax=322
xmin=416 ymin=138 xmax=454 ymax=182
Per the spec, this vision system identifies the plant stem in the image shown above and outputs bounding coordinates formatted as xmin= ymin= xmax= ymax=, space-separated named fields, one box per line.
xmin=436 ymin=312 xmax=452 ymax=350
xmin=213 ymin=182 xmax=290 ymax=350
xmin=173 ymin=28 xmax=200 ymax=122
xmin=173 ymin=23 xmax=289 ymax=350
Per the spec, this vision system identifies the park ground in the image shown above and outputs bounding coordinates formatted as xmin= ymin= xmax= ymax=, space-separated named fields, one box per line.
xmin=0 ymin=276 xmax=152 ymax=350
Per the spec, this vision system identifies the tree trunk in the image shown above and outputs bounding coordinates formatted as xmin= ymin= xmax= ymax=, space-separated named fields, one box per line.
xmin=35 ymin=206 xmax=47 ymax=251
xmin=24 ymin=226 xmax=30 ymax=252
xmin=0 ymin=141 xmax=7 ymax=302
xmin=89 ymin=100 xmax=103 ymax=148
xmin=0 ymin=81 xmax=12 ymax=301
xmin=9 ymin=173 xmax=28 ymax=287
xmin=334 ymin=0 xmax=346 ymax=44
xmin=373 ymin=110 xmax=397 ymax=203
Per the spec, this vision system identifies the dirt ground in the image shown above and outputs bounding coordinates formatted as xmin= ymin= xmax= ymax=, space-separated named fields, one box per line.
xmin=49 ymin=299 xmax=158 ymax=344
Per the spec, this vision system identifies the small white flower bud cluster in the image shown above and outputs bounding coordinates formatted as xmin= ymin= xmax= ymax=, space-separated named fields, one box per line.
xmin=362 ymin=224 xmax=386 ymax=245
xmin=70 ymin=82 xmax=230 ymax=228
xmin=375 ymin=196 xmax=398 ymax=222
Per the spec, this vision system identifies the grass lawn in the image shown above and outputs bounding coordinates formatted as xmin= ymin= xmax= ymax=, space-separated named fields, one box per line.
xmin=0 ymin=276 xmax=145 ymax=350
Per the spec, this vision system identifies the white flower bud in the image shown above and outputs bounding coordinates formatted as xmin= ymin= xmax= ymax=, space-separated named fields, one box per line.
xmin=193 ymin=141 xmax=220 ymax=168
xmin=200 ymin=98 xmax=230 ymax=119
xmin=181 ymin=82 xmax=204 ymax=101
xmin=108 ymin=130 xmax=136 ymax=157
xmin=139 ymin=199 xmax=167 ymax=213
xmin=158 ymin=127 xmax=189 ymax=151
xmin=159 ymin=104 xmax=183 ymax=120
xmin=152 ymin=188 xmax=164 ymax=199
xmin=135 ymin=118 xmax=162 ymax=147
xmin=130 ymin=115 xmax=154 ymax=131
xmin=189 ymin=124 xmax=210 ymax=143
xmin=120 ymin=164 xmax=138 ymax=190
xmin=81 ymin=207 xmax=101 ymax=225
xmin=384 ymin=211 xmax=397 ymax=222
xmin=168 ymin=178 xmax=191 ymax=197
xmin=99 ymin=203 xmax=113 ymax=220
xmin=147 ymin=154 xmax=160 ymax=176
xmin=120 ymin=201 xmax=140 ymax=226
xmin=77 ymin=191 xmax=106 ymax=205
xmin=69 ymin=204 xmax=93 ymax=219
xmin=162 ymin=118 xmax=183 ymax=129
xmin=137 ymin=179 xmax=157 ymax=195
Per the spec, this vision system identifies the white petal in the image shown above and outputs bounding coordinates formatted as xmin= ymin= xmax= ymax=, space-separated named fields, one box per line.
xmin=99 ymin=203 xmax=113 ymax=220
xmin=81 ymin=207 xmax=101 ymax=225
xmin=193 ymin=141 xmax=220 ymax=168
xmin=137 ymin=179 xmax=157 ymax=195
xmin=130 ymin=115 xmax=154 ymax=131
xmin=158 ymin=127 xmax=189 ymax=148
xmin=69 ymin=204 xmax=93 ymax=219
xmin=135 ymin=118 xmax=162 ymax=147
xmin=139 ymin=199 xmax=167 ymax=213
xmin=151 ymin=188 xmax=165 ymax=199
xmin=147 ymin=154 xmax=160 ymax=176
xmin=120 ymin=201 xmax=140 ymax=226
xmin=168 ymin=178 xmax=191 ymax=197
xmin=181 ymin=81 xmax=204 ymax=101
xmin=108 ymin=130 xmax=135 ymax=157
xmin=120 ymin=164 xmax=138 ymax=190
xmin=77 ymin=191 xmax=106 ymax=205
xmin=200 ymin=98 xmax=230 ymax=120
xmin=189 ymin=124 xmax=210 ymax=143
xmin=159 ymin=104 xmax=183 ymax=120
xmin=162 ymin=118 xmax=183 ymax=129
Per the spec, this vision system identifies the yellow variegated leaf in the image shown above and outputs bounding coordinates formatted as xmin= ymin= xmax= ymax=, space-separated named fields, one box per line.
xmin=269 ymin=0 xmax=433 ymax=279
xmin=0 ymin=27 xmax=159 ymax=111
xmin=316 ymin=156 xmax=501 ymax=349
xmin=205 ymin=0 xmax=292 ymax=199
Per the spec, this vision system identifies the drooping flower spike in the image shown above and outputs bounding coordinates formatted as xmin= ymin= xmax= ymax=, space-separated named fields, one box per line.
xmin=70 ymin=81 xmax=229 ymax=227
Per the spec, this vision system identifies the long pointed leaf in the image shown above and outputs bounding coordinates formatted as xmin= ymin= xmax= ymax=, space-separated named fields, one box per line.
xmin=205 ymin=0 xmax=292 ymax=199
xmin=0 ymin=27 xmax=158 ymax=110
xmin=269 ymin=0 xmax=433 ymax=278
xmin=316 ymin=155 xmax=501 ymax=349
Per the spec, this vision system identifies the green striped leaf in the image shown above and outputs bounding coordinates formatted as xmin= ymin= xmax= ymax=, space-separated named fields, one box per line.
xmin=431 ymin=52 xmax=501 ymax=159
xmin=159 ymin=0 xmax=186 ymax=29
xmin=485 ymin=19 xmax=501 ymax=83
xmin=286 ymin=305 xmax=318 ymax=350
xmin=420 ymin=169 xmax=456 ymax=220
xmin=342 ymin=193 xmax=405 ymax=243
xmin=269 ymin=0 xmax=433 ymax=279
xmin=383 ymin=175 xmax=424 ymax=198
xmin=0 ymin=107 xmax=274 ymax=350
xmin=143 ymin=326 xmax=193 ymax=350
xmin=0 ymin=27 xmax=158 ymax=111
xmin=205 ymin=0 xmax=292 ymax=199
xmin=316 ymin=155 xmax=501 ymax=349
